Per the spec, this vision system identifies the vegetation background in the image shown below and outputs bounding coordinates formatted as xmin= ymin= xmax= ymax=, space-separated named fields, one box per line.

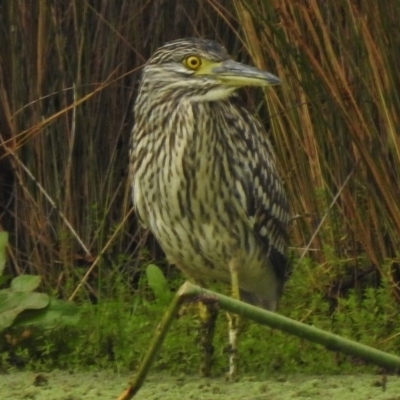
xmin=0 ymin=0 xmax=400 ymax=374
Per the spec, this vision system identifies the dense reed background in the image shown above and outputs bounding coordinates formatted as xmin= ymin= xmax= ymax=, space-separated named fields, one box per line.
xmin=0 ymin=0 xmax=399 ymax=305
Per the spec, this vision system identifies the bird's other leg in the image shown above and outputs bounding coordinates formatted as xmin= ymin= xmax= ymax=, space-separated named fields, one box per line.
xmin=227 ymin=258 xmax=241 ymax=381
xmin=198 ymin=299 xmax=219 ymax=377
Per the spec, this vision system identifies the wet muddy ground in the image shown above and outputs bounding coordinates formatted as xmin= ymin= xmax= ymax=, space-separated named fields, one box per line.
xmin=2 ymin=370 xmax=399 ymax=399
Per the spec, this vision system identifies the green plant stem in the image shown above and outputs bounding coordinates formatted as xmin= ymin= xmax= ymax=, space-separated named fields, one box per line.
xmin=118 ymin=281 xmax=400 ymax=399
xmin=117 ymin=282 xmax=188 ymax=400
xmin=182 ymin=283 xmax=400 ymax=371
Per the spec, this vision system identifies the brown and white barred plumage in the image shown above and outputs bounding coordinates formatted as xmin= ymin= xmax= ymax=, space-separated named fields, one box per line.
xmin=130 ymin=38 xmax=290 ymax=311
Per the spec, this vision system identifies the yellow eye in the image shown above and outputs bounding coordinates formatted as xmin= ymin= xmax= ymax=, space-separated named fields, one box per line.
xmin=184 ymin=56 xmax=202 ymax=70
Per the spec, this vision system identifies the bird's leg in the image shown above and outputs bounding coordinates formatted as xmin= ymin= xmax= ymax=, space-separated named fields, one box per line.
xmin=227 ymin=259 xmax=241 ymax=381
xmin=198 ymin=299 xmax=218 ymax=377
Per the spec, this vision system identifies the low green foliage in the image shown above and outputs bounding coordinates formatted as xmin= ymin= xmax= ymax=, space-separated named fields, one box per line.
xmin=0 ymin=232 xmax=80 ymax=345
xmin=0 ymin=275 xmax=49 ymax=332
xmin=3 ymin=257 xmax=400 ymax=377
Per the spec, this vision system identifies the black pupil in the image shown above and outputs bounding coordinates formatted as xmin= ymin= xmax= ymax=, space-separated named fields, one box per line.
xmin=190 ymin=59 xmax=197 ymax=65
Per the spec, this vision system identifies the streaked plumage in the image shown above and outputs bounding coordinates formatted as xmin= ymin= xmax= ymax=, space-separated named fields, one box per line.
xmin=130 ymin=38 xmax=290 ymax=311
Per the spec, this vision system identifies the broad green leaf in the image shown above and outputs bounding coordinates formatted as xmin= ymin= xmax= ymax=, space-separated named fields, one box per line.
xmin=0 ymin=231 xmax=8 ymax=276
xmin=11 ymin=275 xmax=41 ymax=292
xmin=146 ymin=264 xmax=171 ymax=303
xmin=0 ymin=290 xmax=49 ymax=314
xmin=0 ymin=309 xmax=19 ymax=331
xmin=0 ymin=290 xmax=49 ymax=332
xmin=13 ymin=299 xmax=81 ymax=328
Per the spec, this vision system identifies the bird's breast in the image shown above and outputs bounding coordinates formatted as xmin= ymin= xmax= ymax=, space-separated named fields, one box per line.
xmin=132 ymin=101 xmax=282 ymax=307
xmin=135 ymin=109 xmax=238 ymax=275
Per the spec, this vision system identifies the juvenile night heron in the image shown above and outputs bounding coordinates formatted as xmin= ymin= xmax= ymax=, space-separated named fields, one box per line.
xmin=130 ymin=38 xmax=290 ymax=379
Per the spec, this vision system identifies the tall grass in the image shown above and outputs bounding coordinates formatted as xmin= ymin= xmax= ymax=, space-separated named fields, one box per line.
xmin=0 ymin=0 xmax=399 ymax=302
xmin=234 ymin=0 xmax=400 ymax=298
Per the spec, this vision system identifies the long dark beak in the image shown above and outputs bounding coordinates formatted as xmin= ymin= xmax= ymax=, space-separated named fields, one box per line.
xmin=211 ymin=60 xmax=281 ymax=87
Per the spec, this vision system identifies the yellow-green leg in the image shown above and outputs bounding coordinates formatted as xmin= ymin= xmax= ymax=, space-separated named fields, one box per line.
xmin=227 ymin=259 xmax=241 ymax=381
xmin=198 ymin=300 xmax=218 ymax=377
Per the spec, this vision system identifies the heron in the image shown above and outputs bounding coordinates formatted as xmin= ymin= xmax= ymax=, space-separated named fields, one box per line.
xmin=130 ymin=37 xmax=290 ymax=379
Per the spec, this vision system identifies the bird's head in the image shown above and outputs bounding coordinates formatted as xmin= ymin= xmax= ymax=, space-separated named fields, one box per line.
xmin=140 ymin=37 xmax=281 ymax=102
